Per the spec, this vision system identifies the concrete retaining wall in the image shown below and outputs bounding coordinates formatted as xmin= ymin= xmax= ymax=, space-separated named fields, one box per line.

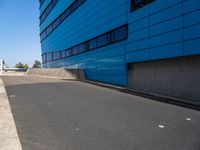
xmin=0 ymin=71 xmax=26 ymax=76
xmin=26 ymin=68 xmax=85 ymax=80
xmin=128 ymin=55 xmax=200 ymax=106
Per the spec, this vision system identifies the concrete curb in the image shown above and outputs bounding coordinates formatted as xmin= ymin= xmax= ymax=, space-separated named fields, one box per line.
xmin=0 ymin=79 xmax=22 ymax=150
xmin=0 ymin=72 xmax=25 ymax=76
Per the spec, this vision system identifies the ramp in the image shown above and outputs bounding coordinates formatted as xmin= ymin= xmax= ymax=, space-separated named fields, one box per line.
xmin=25 ymin=68 xmax=85 ymax=80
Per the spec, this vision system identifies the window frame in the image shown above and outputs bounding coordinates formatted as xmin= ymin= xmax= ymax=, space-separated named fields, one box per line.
xmin=130 ymin=0 xmax=155 ymax=12
xmin=42 ymin=24 xmax=128 ymax=63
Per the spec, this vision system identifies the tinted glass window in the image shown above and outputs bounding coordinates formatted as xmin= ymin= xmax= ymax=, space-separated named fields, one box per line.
xmin=47 ymin=53 xmax=52 ymax=61
xmin=61 ymin=51 xmax=66 ymax=58
xmin=98 ymin=35 xmax=108 ymax=47
xmin=66 ymin=50 xmax=70 ymax=57
xmin=53 ymin=52 xmax=57 ymax=60
xmin=79 ymin=44 xmax=85 ymax=53
xmin=114 ymin=26 xmax=127 ymax=42
xmin=89 ymin=39 xmax=98 ymax=50
xmin=42 ymin=55 xmax=45 ymax=62
xmin=72 ymin=1 xmax=79 ymax=10
xmin=57 ymin=52 xmax=61 ymax=59
xmin=40 ymin=0 xmax=45 ymax=5
xmin=42 ymin=24 xmax=128 ymax=63
xmin=69 ymin=49 xmax=73 ymax=56
xmin=131 ymin=0 xmax=155 ymax=12
xmin=73 ymin=46 xmax=79 ymax=55
xmin=84 ymin=42 xmax=89 ymax=51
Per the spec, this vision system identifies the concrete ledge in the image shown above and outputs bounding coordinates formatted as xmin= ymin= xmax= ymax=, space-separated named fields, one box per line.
xmin=0 ymin=79 xmax=22 ymax=150
xmin=26 ymin=68 xmax=85 ymax=80
xmin=0 ymin=71 xmax=25 ymax=76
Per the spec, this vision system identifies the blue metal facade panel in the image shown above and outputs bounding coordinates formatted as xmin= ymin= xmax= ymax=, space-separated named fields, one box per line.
xmin=40 ymin=0 xmax=51 ymax=15
xmin=41 ymin=0 xmax=128 ymax=53
xmin=40 ymin=0 xmax=200 ymax=86
xmin=40 ymin=0 xmax=74 ymax=32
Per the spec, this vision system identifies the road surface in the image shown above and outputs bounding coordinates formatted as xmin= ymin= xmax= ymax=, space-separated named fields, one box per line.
xmin=1 ymin=76 xmax=200 ymax=150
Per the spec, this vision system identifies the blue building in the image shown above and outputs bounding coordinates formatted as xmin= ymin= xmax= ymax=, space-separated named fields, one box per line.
xmin=40 ymin=0 xmax=200 ymax=103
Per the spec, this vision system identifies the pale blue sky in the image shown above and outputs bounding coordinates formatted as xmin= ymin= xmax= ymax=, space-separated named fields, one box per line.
xmin=0 ymin=0 xmax=41 ymax=67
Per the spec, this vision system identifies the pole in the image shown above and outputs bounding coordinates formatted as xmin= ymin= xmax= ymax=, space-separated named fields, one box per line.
xmin=0 ymin=59 xmax=3 ymax=72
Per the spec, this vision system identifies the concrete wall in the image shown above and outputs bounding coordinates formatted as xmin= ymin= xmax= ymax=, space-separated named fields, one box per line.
xmin=26 ymin=68 xmax=85 ymax=80
xmin=128 ymin=55 xmax=200 ymax=105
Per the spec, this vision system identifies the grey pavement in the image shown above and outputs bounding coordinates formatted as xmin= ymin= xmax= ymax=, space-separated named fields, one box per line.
xmin=1 ymin=76 xmax=200 ymax=150
xmin=0 ymin=79 xmax=22 ymax=150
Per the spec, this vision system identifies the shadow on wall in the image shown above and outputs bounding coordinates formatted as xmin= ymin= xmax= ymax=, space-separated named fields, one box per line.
xmin=128 ymin=55 xmax=200 ymax=106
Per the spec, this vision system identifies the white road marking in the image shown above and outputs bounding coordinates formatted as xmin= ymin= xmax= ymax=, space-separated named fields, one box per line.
xmin=185 ymin=118 xmax=192 ymax=121
xmin=158 ymin=125 xmax=165 ymax=128
xmin=9 ymin=95 xmax=16 ymax=98
xmin=76 ymin=128 xmax=80 ymax=131
xmin=48 ymin=102 xmax=52 ymax=106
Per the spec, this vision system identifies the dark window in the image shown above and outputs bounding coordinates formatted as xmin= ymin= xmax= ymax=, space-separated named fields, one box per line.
xmin=66 ymin=50 xmax=70 ymax=57
xmin=44 ymin=54 xmax=46 ymax=63
xmin=40 ymin=0 xmax=45 ymax=7
xmin=57 ymin=52 xmax=61 ymax=59
xmin=69 ymin=48 xmax=73 ymax=56
xmin=72 ymin=1 xmax=79 ymax=11
xmin=64 ymin=9 xmax=70 ymax=18
xmin=42 ymin=54 xmax=47 ymax=63
xmin=53 ymin=52 xmax=57 ymax=60
xmin=131 ymin=0 xmax=155 ymax=12
xmin=73 ymin=46 xmax=79 ymax=55
xmin=98 ymin=34 xmax=108 ymax=47
xmin=42 ymin=55 xmax=44 ymax=62
xmin=47 ymin=53 xmax=52 ymax=62
xmin=60 ymin=13 xmax=66 ymax=22
xmin=114 ymin=26 xmax=127 ymax=42
xmin=89 ymin=39 xmax=98 ymax=50
xmin=78 ymin=44 xmax=85 ymax=53
xmin=107 ymin=32 xmax=115 ymax=44
xmin=84 ymin=42 xmax=89 ymax=51
xmin=52 ymin=51 xmax=61 ymax=60
xmin=61 ymin=51 xmax=66 ymax=58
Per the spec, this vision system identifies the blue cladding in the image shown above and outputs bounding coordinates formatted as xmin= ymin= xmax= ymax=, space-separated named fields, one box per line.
xmin=183 ymin=0 xmax=200 ymax=13
xmin=149 ymin=4 xmax=183 ymax=26
xmin=40 ymin=0 xmax=51 ymax=15
xmin=40 ymin=0 xmax=200 ymax=86
xmin=150 ymin=42 xmax=183 ymax=60
xmin=149 ymin=16 xmax=183 ymax=37
xmin=127 ymin=49 xmax=149 ymax=63
xmin=184 ymin=24 xmax=200 ymax=40
xmin=150 ymin=29 xmax=183 ymax=47
xmin=184 ymin=38 xmax=200 ymax=55
xmin=40 ymin=0 xmax=74 ymax=32
xmin=184 ymin=10 xmax=200 ymax=27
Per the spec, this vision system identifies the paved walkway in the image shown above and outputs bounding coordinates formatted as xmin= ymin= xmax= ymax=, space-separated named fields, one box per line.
xmin=0 ymin=79 xmax=22 ymax=150
xmin=1 ymin=76 xmax=200 ymax=150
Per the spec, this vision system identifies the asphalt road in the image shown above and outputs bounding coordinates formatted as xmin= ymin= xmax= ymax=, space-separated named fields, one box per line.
xmin=1 ymin=76 xmax=200 ymax=150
